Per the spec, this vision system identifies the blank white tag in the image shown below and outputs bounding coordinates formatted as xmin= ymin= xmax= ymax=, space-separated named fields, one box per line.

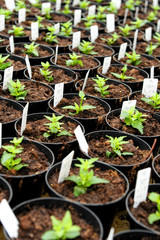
xmin=142 ymin=78 xmax=158 ymax=98
xmin=74 ymin=9 xmax=81 ymax=26
xmin=21 ymin=102 xmax=29 ymax=135
xmin=118 ymin=42 xmax=127 ymax=60
xmin=106 ymin=14 xmax=115 ymax=33
xmin=5 ymin=0 xmax=15 ymax=11
xmin=18 ymin=8 xmax=26 ymax=24
xmin=153 ymin=0 xmax=158 ymax=6
xmin=135 ymin=7 xmax=139 ymax=19
xmin=56 ymin=0 xmax=61 ymax=11
xmin=157 ymin=20 xmax=160 ymax=33
xmin=0 ymin=199 xmax=19 ymax=238
xmin=145 ymin=27 xmax=152 ymax=41
xmin=3 ymin=66 xmax=13 ymax=91
xmin=54 ymin=23 xmax=60 ymax=34
xmin=123 ymin=8 xmax=128 ymax=25
xmin=111 ymin=0 xmax=121 ymax=9
xmin=150 ymin=66 xmax=154 ymax=79
xmin=72 ymin=0 xmax=80 ymax=6
xmin=9 ymin=36 xmax=14 ymax=53
xmin=120 ymin=100 xmax=137 ymax=119
xmin=58 ymin=151 xmax=74 ymax=183
xmin=72 ymin=31 xmax=81 ymax=49
xmin=28 ymin=0 xmax=37 ymax=3
xmin=107 ymin=228 xmax=114 ymax=240
xmin=91 ymin=25 xmax=98 ymax=42
xmin=82 ymin=69 xmax=90 ymax=91
xmin=41 ymin=2 xmax=51 ymax=14
xmin=144 ymin=0 xmax=148 ymax=13
xmin=74 ymin=125 xmax=88 ymax=155
xmin=31 ymin=22 xmax=39 ymax=41
xmin=25 ymin=55 xmax=32 ymax=79
xmin=133 ymin=167 xmax=151 ymax=208
xmin=54 ymin=82 xmax=64 ymax=107
xmin=0 ymin=15 xmax=5 ymax=31
xmin=88 ymin=5 xmax=96 ymax=16
xmin=102 ymin=56 xmax=111 ymax=74
xmin=0 ymin=123 xmax=2 ymax=148
xmin=133 ymin=29 xmax=138 ymax=51
xmin=55 ymin=45 xmax=58 ymax=64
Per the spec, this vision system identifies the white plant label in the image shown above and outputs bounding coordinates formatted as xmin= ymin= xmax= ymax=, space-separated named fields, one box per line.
xmin=9 ymin=35 xmax=14 ymax=53
xmin=142 ymin=78 xmax=158 ymax=98
xmin=0 ymin=199 xmax=19 ymax=238
xmin=118 ymin=42 xmax=127 ymax=60
xmin=72 ymin=31 xmax=81 ymax=49
xmin=72 ymin=0 xmax=80 ymax=6
xmin=107 ymin=228 xmax=114 ymax=240
xmin=82 ymin=69 xmax=90 ymax=91
xmin=88 ymin=5 xmax=96 ymax=16
xmin=54 ymin=82 xmax=64 ymax=107
xmin=54 ymin=45 xmax=58 ymax=64
xmin=91 ymin=25 xmax=98 ymax=42
xmin=106 ymin=14 xmax=115 ymax=33
xmin=123 ymin=8 xmax=128 ymax=25
xmin=120 ymin=100 xmax=137 ymax=119
xmin=58 ymin=151 xmax=74 ymax=183
xmin=5 ymin=0 xmax=15 ymax=11
xmin=111 ymin=0 xmax=121 ymax=9
xmin=102 ymin=56 xmax=111 ymax=74
xmin=135 ymin=7 xmax=139 ymax=19
xmin=0 ymin=15 xmax=5 ymax=31
xmin=56 ymin=0 xmax=61 ymax=11
xmin=150 ymin=66 xmax=154 ymax=79
xmin=31 ymin=22 xmax=39 ymax=41
xmin=133 ymin=167 xmax=151 ymax=208
xmin=133 ymin=29 xmax=138 ymax=51
xmin=0 ymin=123 xmax=2 ymax=148
xmin=25 ymin=55 xmax=32 ymax=79
xmin=3 ymin=66 xmax=13 ymax=91
xmin=54 ymin=23 xmax=60 ymax=34
xmin=145 ymin=27 xmax=152 ymax=41
xmin=144 ymin=0 xmax=148 ymax=13
xmin=41 ymin=2 xmax=51 ymax=15
xmin=157 ymin=20 xmax=160 ymax=33
xmin=153 ymin=0 xmax=158 ymax=6
xmin=21 ymin=102 xmax=29 ymax=135
xmin=74 ymin=9 xmax=81 ymax=26
xmin=28 ymin=0 xmax=37 ymax=3
xmin=74 ymin=125 xmax=88 ymax=155
xmin=18 ymin=8 xmax=26 ymax=23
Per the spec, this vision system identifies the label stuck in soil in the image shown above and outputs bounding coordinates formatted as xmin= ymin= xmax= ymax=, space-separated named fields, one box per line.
xmin=54 ymin=45 xmax=58 ymax=64
xmin=72 ymin=31 xmax=81 ymax=49
xmin=82 ymin=69 xmax=90 ymax=91
xmin=74 ymin=125 xmax=88 ymax=155
xmin=58 ymin=150 xmax=74 ymax=183
xmin=25 ymin=55 xmax=32 ymax=79
xmin=5 ymin=0 xmax=15 ymax=11
xmin=88 ymin=5 xmax=96 ymax=16
xmin=120 ymin=100 xmax=137 ymax=119
xmin=150 ymin=66 xmax=154 ymax=79
xmin=153 ymin=0 xmax=158 ymax=6
xmin=41 ymin=2 xmax=51 ymax=15
xmin=157 ymin=20 xmax=160 ymax=33
xmin=102 ymin=56 xmax=111 ymax=74
xmin=118 ymin=42 xmax=127 ymax=60
xmin=123 ymin=8 xmax=128 ymax=25
xmin=0 ymin=123 xmax=2 ymax=148
xmin=107 ymin=227 xmax=114 ymax=240
xmin=142 ymin=78 xmax=158 ymax=98
xmin=135 ymin=7 xmax=139 ymax=18
xmin=56 ymin=0 xmax=61 ymax=11
xmin=9 ymin=35 xmax=15 ymax=53
xmin=3 ymin=66 xmax=13 ymax=91
xmin=74 ymin=9 xmax=81 ymax=26
xmin=21 ymin=102 xmax=29 ymax=135
xmin=54 ymin=23 xmax=60 ymax=34
xmin=133 ymin=29 xmax=138 ymax=51
xmin=72 ymin=0 xmax=80 ymax=6
xmin=91 ymin=25 xmax=98 ymax=42
xmin=145 ymin=27 xmax=152 ymax=41
xmin=106 ymin=14 xmax=115 ymax=33
xmin=144 ymin=0 xmax=148 ymax=13
xmin=18 ymin=8 xmax=26 ymax=23
xmin=0 ymin=15 xmax=5 ymax=31
xmin=54 ymin=82 xmax=64 ymax=107
xmin=111 ymin=0 xmax=121 ymax=9
xmin=31 ymin=22 xmax=39 ymax=41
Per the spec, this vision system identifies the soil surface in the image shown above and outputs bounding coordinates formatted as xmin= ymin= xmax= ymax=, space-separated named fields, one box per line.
xmin=16 ymin=205 xmax=101 ymax=240
xmin=42 ymin=13 xmax=71 ymax=23
xmin=132 ymin=42 xmax=160 ymax=58
xmin=0 ymin=56 xmax=26 ymax=71
xmin=0 ymin=186 xmax=9 ymax=202
xmin=0 ymin=100 xmax=22 ymax=123
xmin=95 ymin=34 xmax=128 ymax=46
xmin=154 ymin=155 xmax=160 ymax=176
xmin=18 ymin=19 xmax=53 ymax=29
xmin=76 ymin=21 xmax=104 ymax=30
xmin=0 ymin=25 xmax=31 ymax=37
xmin=0 ymin=38 xmax=9 ymax=47
xmin=72 ymin=28 xmax=90 ymax=38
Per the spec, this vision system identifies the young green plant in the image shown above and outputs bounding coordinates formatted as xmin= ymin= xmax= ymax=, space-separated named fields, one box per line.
xmin=66 ymin=52 xmax=83 ymax=67
xmin=101 ymin=32 xmax=120 ymax=45
xmin=96 ymin=6 xmax=106 ymax=22
xmin=153 ymin=32 xmax=160 ymax=45
xmin=8 ymin=25 xmax=25 ymax=37
xmin=23 ymin=42 xmax=39 ymax=57
xmin=141 ymin=92 xmax=160 ymax=109
xmin=7 ymin=79 xmax=28 ymax=101
xmin=125 ymin=51 xmax=142 ymax=66
xmin=145 ymin=42 xmax=158 ymax=55
xmin=0 ymin=54 xmax=12 ymax=70
xmin=92 ymin=75 xmax=109 ymax=97
xmin=148 ymin=192 xmax=160 ymax=224
xmin=79 ymin=0 xmax=90 ymax=9
xmin=36 ymin=16 xmax=45 ymax=28
xmin=61 ymin=0 xmax=72 ymax=14
xmin=0 ymin=8 xmax=12 ymax=20
xmin=40 ymin=61 xmax=54 ymax=82
xmin=147 ymin=11 xmax=157 ymax=22
xmin=124 ymin=0 xmax=135 ymax=11
xmin=59 ymin=21 xmax=73 ymax=37
xmin=131 ymin=18 xmax=148 ymax=29
xmin=111 ymin=65 xmax=135 ymax=81
xmin=83 ymin=15 xmax=95 ymax=29
xmin=118 ymin=25 xmax=134 ymax=37
xmin=106 ymin=2 xmax=118 ymax=14
xmin=42 ymin=7 xmax=52 ymax=19
xmin=78 ymin=40 xmax=98 ymax=55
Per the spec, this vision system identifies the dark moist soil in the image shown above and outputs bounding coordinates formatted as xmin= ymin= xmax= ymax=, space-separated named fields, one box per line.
xmin=0 ymin=57 xmax=26 ymax=71
xmin=129 ymin=193 xmax=160 ymax=232
xmin=130 ymin=92 xmax=160 ymax=114
xmin=88 ymin=137 xmax=149 ymax=165
xmin=53 ymin=96 xmax=107 ymax=118
xmin=19 ymin=20 xmax=53 ymax=29
xmin=98 ymin=65 xmax=145 ymax=82
xmin=0 ymin=26 xmax=31 ymax=37
xmin=56 ymin=54 xmax=99 ymax=70
xmin=0 ymin=80 xmax=53 ymax=102
xmin=73 ymin=44 xmax=113 ymax=57
xmin=0 ymin=142 xmax=49 ymax=176
xmin=0 ymin=100 xmax=22 ymax=123
xmin=154 ymin=155 xmax=160 ymax=176
xmin=11 ymin=46 xmax=51 ymax=58
xmin=0 ymin=38 xmax=9 ymax=47
xmin=72 ymin=28 xmax=90 ymax=38
xmin=0 ymin=186 xmax=9 ymax=202
xmin=48 ymin=166 xmax=126 ymax=204
xmin=16 ymin=205 xmax=101 ymax=240
xmin=108 ymin=112 xmax=160 ymax=136
xmin=76 ymin=21 xmax=104 ymax=30
xmin=46 ymin=13 xmax=70 ymax=22
xmin=18 ymin=117 xmax=78 ymax=143
xmin=95 ymin=34 xmax=127 ymax=46
xmin=133 ymin=42 xmax=160 ymax=58
xmin=76 ymin=78 xmax=130 ymax=98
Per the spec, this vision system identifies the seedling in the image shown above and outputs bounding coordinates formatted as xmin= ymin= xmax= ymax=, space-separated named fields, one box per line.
xmin=44 ymin=32 xmax=59 ymax=44
xmin=92 ymin=75 xmax=109 ymax=97
xmin=124 ymin=0 xmax=135 ymax=11
xmin=95 ymin=0 xmax=104 ymax=3
xmin=78 ymin=40 xmax=97 ymax=55
xmin=62 ymin=91 xmax=96 ymax=115
xmin=101 ymin=32 xmax=120 ymax=45
xmin=111 ymin=65 xmax=135 ymax=81
xmin=7 ymin=79 xmax=28 ymax=101
xmin=147 ymin=11 xmax=157 ymax=22
xmin=47 ymin=26 xmax=56 ymax=35
xmin=41 ymin=211 xmax=81 ymax=240
xmin=0 ymin=38 xmax=4 ymax=43
xmin=131 ymin=18 xmax=148 ymax=29
xmin=40 ymin=61 xmax=54 ymax=82
xmin=23 ymin=42 xmax=39 ymax=57
xmin=43 ymin=114 xmax=72 ymax=138
xmin=148 ymin=192 xmax=160 ymax=224
xmin=96 ymin=6 xmax=106 ymax=22
xmin=61 ymin=0 xmax=72 ymax=14
xmin=66 ymin=158 xmax=109 ymax=197
xmin=8 ymin=25 xmax=25 ymax=37
xmin=0 ymin=54 xmax=12 ymax=70
xmin=83 ymin=15 xmax=95 ymax=29
xmin=0 ymin=8 xmax=12 ymax=20
xmin=15 ymin=0 xmax=26 ymax=11
xmin=36 ymin=16 xmax=45 ymax=28
xmin=120 ymin=106 xmax=147 ymax=134
xmin=125 ymin=51 xmax=142 ymax=66
xmin=1 ymin=137 xmax=28 ymax=171
xmin=106 ymin=2 xmax=118 ymax=14
xmin=79 ymin=0 xmax=90 ymax=9
xmin=153 ymin=32 xmax=160 ymax=45
xmin=31 ymin=0 xmax=41 ymax=8
xmin=42 ymin=7 xmax=52 ymax=20
xmin=151 ymin=5 xmax=160 ymax=13
xmin=118 ymin=25 xmax=134 ymax=37
xmin=106 ymin=135 xmax=134 ymax=158
xmin=59 ymin=21 xmax=73 ymax=37
xmin=66 ymin=52 xmax=83 ymax=67
xmin=145 ymin=42 xmax=158 ymax=55
xmin=141 ymin=93 xmax=160 ymax=109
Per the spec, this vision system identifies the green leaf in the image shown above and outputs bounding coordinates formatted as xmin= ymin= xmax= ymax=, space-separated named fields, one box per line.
xmin=0 ymin=61 xmax=12 ymax=70
xmin=148 ymin=212 xmax=160 ymax=224
xmin=41 ymin=230 xmax=57 ymax=240
xmin=74 ymin=185 xmax=86 ymax=197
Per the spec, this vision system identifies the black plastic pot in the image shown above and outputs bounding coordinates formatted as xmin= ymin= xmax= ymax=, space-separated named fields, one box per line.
xmin=45 ymin=159 xmax=129 ymax=238
xmin=75 ymin=20 xmax=106 ymax=33
xmin=0 ymin=176 xmax=13 ymax=204
xmin=152 ymin=154 xmax=160 ymax=183
xmin=0 ymin=35 xmax=9 ymax=54
xmin=0 ymin=137 xmax=55 ymax=206
xmin=114 ymin=229 xmax=159 ymax=240
xmin=4 ymin=197 xmax=103 ymax=240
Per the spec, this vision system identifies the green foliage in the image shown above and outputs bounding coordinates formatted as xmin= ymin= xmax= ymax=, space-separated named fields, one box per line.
xmin=124 ymin=0 xmax=135 ymax=10
xmin=111 ymin=65 xmax=135 ymax=81
xmin=79 ymin=0 xmax=90 ymax=9
xmin=106 ymin=2 xmax=118 ymax=14
xmin=78 ymin=40 xmax=97 ymax=55
xmin=105 ymin=135 xmax=134 ymax=158
xmin=61 ymin=0 xmax=72 ymax=14
xmin=153 ymin=32 xmax=160 ymax=45
xmin=0 ymin=38 xmax=4 ymax=43
xmin=42 ymin=7 xmax=52 ymax=19
xmin=66 ymin=158 xmax=109 ymax=197
xmin=66 ymin=52 xmax=83 ymax=67
xmin=15 ymin=0 xmax=26 ymax=11
xmin=60 ymin=21 xmax=73 ymax=36
xmin=31 ymin=0 xmax=42 ymax=8
xmin=147 ymin=11 xmax=157 ymax=22
xmin=145 ymin=42 xmax=158 ymax=55
xmin=148 ymin=192 xmax=160 ymax=224
xmin=151 ymin=5 xmax=160 ymax=13
xmin=7 ymin=79 xmax=28 ymax=101
xmin=62 ymin=91 xmax=96 ymax=115
xmin=118 ymin=25 xmax=134 ymax=37
xmin=36 ymin=16 xmax=45 ymax=28
xmin=125 ymin=51 xmax=142 ymax=66
xmin=120 ymin=106 xmax=147 ymax=134
xmin=47 ymin=26 xmax=56 ymax=34
xmin=96 ymin=6 xmax=106 ymax=22
xmin=83 ymin=15 xmax=95 ymax=29
xmin=101 ymin=32 xmax=120 ymax=45
xmin=41 ymin=211 xmax=81 ymax=240
xmin=131 ymin=18 xmax=148 ymax=29
xmin=24 ymin=42 xmax=39 ymax=57
xmin=0 ymin=54 xmax=12 ymax=70
xmin=1 ymin=137 xmax=28 ymax=171
xmin=40 ymin=61 xmax=53 ymax=82
xmin=8 ymin=25 xmax=25 ymax=37
xmin=44 ymin=29 xmax=59 ymax=44
xmin=92 ymin=75 xmax=109 ymax=97
xmin=43 ymin=114 xmax=72 ymax=138
xmin=141 ymin=93 xmax=160 ymax=109
xmin=0 ymin=8 xmax=12 ymax=20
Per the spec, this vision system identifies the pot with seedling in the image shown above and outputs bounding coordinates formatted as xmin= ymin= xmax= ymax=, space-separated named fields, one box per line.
xmin=0 ymin=8 xmax=14 ymax=25
xmin=117 ymin=24 xmax=144 ymax=41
